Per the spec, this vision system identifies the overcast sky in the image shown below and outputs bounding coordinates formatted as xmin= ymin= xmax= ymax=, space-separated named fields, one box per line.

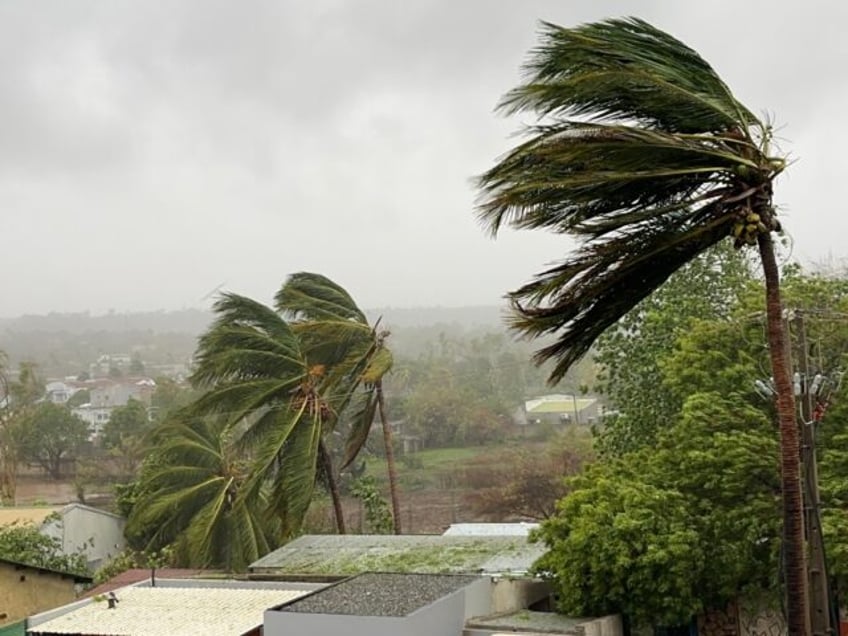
xmin=1 ymin=1 xmax=844 ymax=316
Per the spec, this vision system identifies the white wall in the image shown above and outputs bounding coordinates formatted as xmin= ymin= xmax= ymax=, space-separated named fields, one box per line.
xmin=42 ymin=505 xmax=126 ymax=569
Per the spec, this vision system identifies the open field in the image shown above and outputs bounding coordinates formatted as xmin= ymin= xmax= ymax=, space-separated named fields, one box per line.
xmin=10 ymin=429 xmax=593 ymax=537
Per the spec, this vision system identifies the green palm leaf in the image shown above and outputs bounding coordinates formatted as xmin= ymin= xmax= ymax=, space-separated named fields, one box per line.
xmin=126 ymin=416 xmax=275 ymax=570
xmin=275 ymin=272 xmax=367 ymax=323
xmin=276 ymin=272 xmax=402 ymax=532
xmin=501 ymin=18 xmax=758 ymax=133
xmin=477 ymin=17 xmax=784 ymax=383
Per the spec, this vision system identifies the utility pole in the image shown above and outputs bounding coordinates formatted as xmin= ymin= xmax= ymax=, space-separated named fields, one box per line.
xmin=794 ymin=311 xmax=834 ymax=636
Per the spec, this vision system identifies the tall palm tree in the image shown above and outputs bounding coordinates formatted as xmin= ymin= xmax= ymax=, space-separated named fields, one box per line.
xmin=275 ymin=273 xmax=402 ymax=534
xmin=189 ymin=293 xmax=344 ymax=537
xmin=476 ymin=18 xmax=804 ymax=633
xmin=125 ymin=415 xmax=276 ymax=571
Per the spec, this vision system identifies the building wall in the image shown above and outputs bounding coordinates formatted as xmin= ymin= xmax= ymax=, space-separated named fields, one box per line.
xmin=41 ymin=506 xmax=126 ymax=570
xmin=0 ymin=563 xmax=78 ymax=627
xmin=70 ymin=405 xmax=113 ymax=439
xmin=264 ymin=611 xmax=411 ymax=636
xmin=489 ymin=578 xmax=550 ymax=615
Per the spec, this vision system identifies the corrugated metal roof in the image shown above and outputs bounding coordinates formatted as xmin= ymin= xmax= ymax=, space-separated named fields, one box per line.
xmin=524 ymin=395 xmax=596 ymax=414
xmin=83 ymin=569 xmax=213 ymax=598
xmin=249 ymin=534 xmax=544 ymax=577
xmin=28 ymin=586 xmax=308 ymax=636
xmin=442 ymin=523 xmax=539 ymax=536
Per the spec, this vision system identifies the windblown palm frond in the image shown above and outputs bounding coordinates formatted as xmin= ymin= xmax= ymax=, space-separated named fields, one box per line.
xmin=477 ymin=17 xmax=785 ymax=383
xmin=186 ymin=292 xmax=331 ymax=538
xmin=276 ymin=272 xmax=402 ymax=532
xmin=275 ymin=272 xmax=368 ymax=323
xmin=240 ymin=399 xmax=322 ymax=538
xmin=125 ymin=416 xmax=276 ymax=570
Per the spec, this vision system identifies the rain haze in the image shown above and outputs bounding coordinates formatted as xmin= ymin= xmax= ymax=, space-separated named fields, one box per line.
xmin=1 ymin=0 xmax=844 ymax=317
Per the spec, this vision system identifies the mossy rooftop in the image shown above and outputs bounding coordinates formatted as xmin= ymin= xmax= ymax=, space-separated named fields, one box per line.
xmin=248 ymin=534 xmax=544 ymax=577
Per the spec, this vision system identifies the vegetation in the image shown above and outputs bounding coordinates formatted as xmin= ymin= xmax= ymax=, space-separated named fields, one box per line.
xmin=0 ymin=357 xmax=44 ymax=502
xmin=121 ymin=273 xmax=420 ymax=567
xmin=19 ymin=403 xmax=88 ymax=480
xmin=123 ymin=416 xmax=274 ymax=571
xmin=276 ymin=273 xmax=403 ymax=533
xmin=0 ymin=520 xmax=89 ymax=576
xmin=476 ymin=17 xmax=804 ymax=632
xmin=534 ymin=393 xmax=778 ymax=626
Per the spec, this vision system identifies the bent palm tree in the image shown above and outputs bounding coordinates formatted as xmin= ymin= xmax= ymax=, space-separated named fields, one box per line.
xmin=276 ymin=273 xmax=402 ymax=534
xmin=125 ymin=416 xmax=276 ymax=570
xmin=189 ymin=293 xmax=342 ymax=537
xmin=477 ymin=18 xmax=804 ymax=633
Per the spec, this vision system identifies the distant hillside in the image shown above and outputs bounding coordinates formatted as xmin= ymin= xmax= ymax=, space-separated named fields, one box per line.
xmin=0 ymin=309 xmax=214 ymax=335
xmin=368 ymin=305 xmax=506 ymax=329
xmin=0 ymin=306 xmax=512 ymax=376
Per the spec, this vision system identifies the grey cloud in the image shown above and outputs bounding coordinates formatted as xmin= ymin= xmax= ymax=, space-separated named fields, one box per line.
xmin=0 ymin=1 xmax=845 ymax=316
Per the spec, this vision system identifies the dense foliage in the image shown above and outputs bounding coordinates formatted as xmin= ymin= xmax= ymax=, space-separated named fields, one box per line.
xmin=0 ymin=520 xmax=89 ymax=576
xmin=535 ymin=262 xmax=848 ymax=625
xmin=535 ymin=393 xmax=779 ymax=626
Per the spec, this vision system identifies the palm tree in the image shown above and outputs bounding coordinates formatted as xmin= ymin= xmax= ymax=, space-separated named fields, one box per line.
xmin=188 ymin=293 xmax=344 ymax=537
xmin=476 ymin=18 xmax=804 ymax=633
xmin=275 ymin=273 xmax=402 ymax=534
xmin=125 ymin=415 xmax=276 ymax=571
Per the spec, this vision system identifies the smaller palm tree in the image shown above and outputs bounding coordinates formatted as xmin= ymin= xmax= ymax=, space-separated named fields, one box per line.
xmin=125 ymin=416 xmax=276 ymax=571
xmin=188 ymin=293 xmax=339 ymax=537
xmin=276 ymin=273 xmax=402 ymax=534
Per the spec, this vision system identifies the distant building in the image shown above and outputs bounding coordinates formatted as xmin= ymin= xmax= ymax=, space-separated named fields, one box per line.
xmin=43 ymin=382 xmax=83 ymax=405
xmin=522 ymin=394 xmax=601 ymax=426
xmin=442 ymin=522 xmax=539 ymax=537
xmin=69 ymin=377 xmax=155 ymax=439
xmin=88 ymin=354 xmax=133 ymax=379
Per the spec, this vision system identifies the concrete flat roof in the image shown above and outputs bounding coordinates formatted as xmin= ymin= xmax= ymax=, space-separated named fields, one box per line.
xmin=277 ymin=572 xmax=480 ymax=617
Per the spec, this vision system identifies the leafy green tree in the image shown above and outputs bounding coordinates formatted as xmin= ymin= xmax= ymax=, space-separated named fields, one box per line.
xmin=0 ymin=520 xmax=89 ymax=575
xmin=66 ymin=389 xmax=90 ymax=408
xmin=349 ymin=476 xmax=393 ymax=534
xmin=19 ymin=403 xmax=88 ymax=480
xmin=593 ymin=245 xmax=753 ymax=455
xmin=535 ymin=473 xmax=703 ymax=626
xmin=150 ymin=377 xmax=195 ymax=423
xmin=124 ymin=416 xmax=275 ymax=570
xmin=100 ymin=398 xmax=151 ymax=478
xmin=102 ymin=399 xmax=150 ymax=449
xmin=476 ymin=18 xmax=804 ymax=628
xmin=1 ymin=359 xmax=47 ymax=501
xmin=0 ymin=352 xmax=17 ymax=503
xmin=533 ymin=392 xmax=778 ymax=627
xmin=129 ymin=353 xmax=145 ymax=375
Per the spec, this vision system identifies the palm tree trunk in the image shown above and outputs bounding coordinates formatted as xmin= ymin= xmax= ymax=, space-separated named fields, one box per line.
xmin=376 ymin=382 xmax=402 ymax=534
xmin=758 ymin=231 xmax=808 ymax=636
xmin=318 ymin=439 xmax=346 ymax=535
